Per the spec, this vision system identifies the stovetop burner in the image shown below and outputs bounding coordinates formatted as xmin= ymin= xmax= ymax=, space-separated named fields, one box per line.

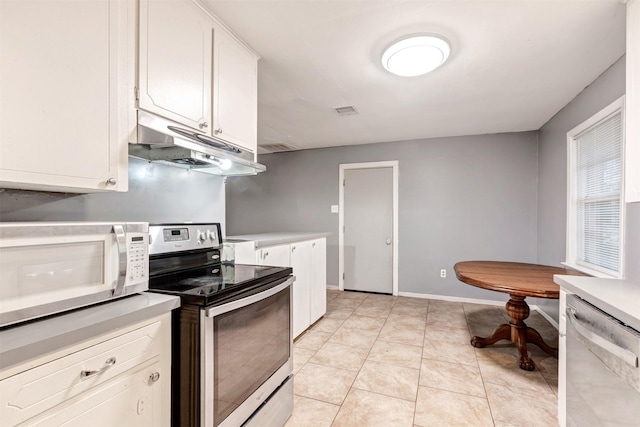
xmin=148 ymin=262 xmax=292 ymax=306
xmin=145 ymin=223 xmax=293 ymax=306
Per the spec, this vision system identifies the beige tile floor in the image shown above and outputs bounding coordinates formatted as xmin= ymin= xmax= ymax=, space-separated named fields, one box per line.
xmin=286 ymin=289 xmax=559 ymax=427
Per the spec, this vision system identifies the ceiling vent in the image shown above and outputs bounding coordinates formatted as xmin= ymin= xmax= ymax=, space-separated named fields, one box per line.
xmin=334 ymin=105 xmax=358 ymax=115
xmin=259 ymin=143 xmax=298 ymax=153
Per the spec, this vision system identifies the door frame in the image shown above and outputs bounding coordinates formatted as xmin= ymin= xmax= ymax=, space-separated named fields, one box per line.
xmin=338 ymin=161 xmax=399 ymax=296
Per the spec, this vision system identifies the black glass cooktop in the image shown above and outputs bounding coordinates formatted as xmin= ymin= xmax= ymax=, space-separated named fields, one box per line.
xmin=148 ymin=263 xmax=292 ymax=306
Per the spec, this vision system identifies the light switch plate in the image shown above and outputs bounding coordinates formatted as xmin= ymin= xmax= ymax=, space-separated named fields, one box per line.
xmin=331 ymin=205 xmax=339 ymax=213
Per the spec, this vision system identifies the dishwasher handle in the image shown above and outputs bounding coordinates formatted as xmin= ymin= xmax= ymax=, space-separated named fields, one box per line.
xmin=567 ymin=307 xmax=639 ymax=367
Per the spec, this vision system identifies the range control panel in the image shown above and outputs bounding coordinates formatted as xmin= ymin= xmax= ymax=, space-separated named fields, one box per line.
xmin=149 ymin=223 xmax=222 ymax=255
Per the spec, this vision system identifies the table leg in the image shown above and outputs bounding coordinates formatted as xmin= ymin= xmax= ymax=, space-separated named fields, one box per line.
xmin=470 ymin=294 xmax=557 ymax=371
xmin=470 ymin=324 xmax=511 ymax=348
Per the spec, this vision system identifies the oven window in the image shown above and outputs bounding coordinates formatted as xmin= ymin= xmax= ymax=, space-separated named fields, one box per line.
xmin=213 ymin=288 xmax=290 ymax=426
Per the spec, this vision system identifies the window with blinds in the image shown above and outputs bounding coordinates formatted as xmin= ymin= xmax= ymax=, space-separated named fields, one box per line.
xmin=567 ymin=96 xmax=625 ymax=278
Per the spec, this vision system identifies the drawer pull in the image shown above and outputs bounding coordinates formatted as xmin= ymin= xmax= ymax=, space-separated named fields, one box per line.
xmin=80 ymin=357 xmax=116 ymax=379
xmin=149 ymin=372 xmax=161 ymax=383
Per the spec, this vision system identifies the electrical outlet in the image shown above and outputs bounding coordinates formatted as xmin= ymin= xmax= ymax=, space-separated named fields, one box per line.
xmin=440 ymin=269 xmax=446 ymax=278
xmin=331 ymin=205 xmax=339 ymax=213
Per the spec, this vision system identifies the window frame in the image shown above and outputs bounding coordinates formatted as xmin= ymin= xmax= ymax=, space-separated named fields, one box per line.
xmin=565 ymin=96 xmax=626 ymax=279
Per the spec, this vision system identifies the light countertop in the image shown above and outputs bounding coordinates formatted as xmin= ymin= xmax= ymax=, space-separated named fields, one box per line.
xmin=0 ymin=292 xmax=180 ymax=371
xmin=226 ymin=232 xmax=330 ymax=248
xmin=554 ymin=275 xmax=640 ymax=331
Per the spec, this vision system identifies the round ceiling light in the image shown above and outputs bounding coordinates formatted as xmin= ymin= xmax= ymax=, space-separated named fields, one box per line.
xmin=381 ymin=34 xmax=450 ymax=77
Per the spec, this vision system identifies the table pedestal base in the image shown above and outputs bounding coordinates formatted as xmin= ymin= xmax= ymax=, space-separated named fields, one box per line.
xmin=470 ymin=294 xmax=558 ymax=371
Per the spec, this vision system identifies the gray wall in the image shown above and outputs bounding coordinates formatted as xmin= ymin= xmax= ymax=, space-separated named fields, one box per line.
xmin=0 ymin=157 xmax=227 ymax=230
xmin=535 ymin=56 xmax=639 ymax=321
xmin=227 ymin=132 xmax=539 ymax=300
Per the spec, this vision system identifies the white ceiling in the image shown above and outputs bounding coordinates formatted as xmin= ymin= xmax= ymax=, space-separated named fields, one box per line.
xmin=200 ymin=0 xmax=626 ymax=152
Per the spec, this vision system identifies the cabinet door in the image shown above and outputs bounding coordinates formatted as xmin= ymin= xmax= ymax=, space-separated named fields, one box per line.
xmin=0 ymin=0 xmax=131 ymax=193
xmin=309 ymin=238 xmax=327 ymax=324
xmin=26 ymin=360 xmax=165 ymax=427
xmin=0 ymin=313 xmax=172 ymax=427
xmin=626 ymin=0 xmax=640 ymax=203
xmin=212 ymin=26 xmax=258 ymax=154
xmin=257 ymin=245 xmax=290 ymax=267
xmin=290 ymin=241 xmax=312 ymax=338
xmin=138 ymin=0 xmax=212 ymax=132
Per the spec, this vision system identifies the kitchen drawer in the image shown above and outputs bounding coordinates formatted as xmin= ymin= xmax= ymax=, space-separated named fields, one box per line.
xmin=0 ymin=319 xmax=166 ymax=426
xmin=18 ymin=359 xmax=163 ymax=427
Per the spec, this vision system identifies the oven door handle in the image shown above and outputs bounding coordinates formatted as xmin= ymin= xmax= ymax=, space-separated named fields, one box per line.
xmin=566 ymin=306 xmax=638 ymax=367
xmin=205 ymin=276 xmax=295 ymax=317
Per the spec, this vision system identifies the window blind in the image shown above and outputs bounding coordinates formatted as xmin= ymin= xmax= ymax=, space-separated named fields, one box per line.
xmin=574 ymin=111 xmax=623 ymax=274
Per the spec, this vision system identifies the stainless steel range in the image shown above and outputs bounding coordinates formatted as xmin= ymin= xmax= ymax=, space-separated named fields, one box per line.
xmin=146 ymin=223 xmax=294 ymax=427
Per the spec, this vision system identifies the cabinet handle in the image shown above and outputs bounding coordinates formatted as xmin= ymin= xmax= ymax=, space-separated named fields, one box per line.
xmin=292 ymin=246 xmax=296 ymax=252
xmin=214 ymin=128 xmax=223 ymax=135
xmin=199 ymin=121 xmax=208 ymax=129
xmin=106 ymin=178 xmax=117 ymax=186
xmin=264 ymin=251 xmax=269 ymax=259
xmin=149 ymin=372 xmax=161 ymax=383
xmin=80 ymin=357 xmax=116 ymax=379
xmin=312 ymin=242 xmax=316 ymax=248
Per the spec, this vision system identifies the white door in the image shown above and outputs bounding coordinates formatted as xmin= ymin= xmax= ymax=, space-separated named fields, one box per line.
xmin=343 ymin=167 xmax=394 ymax=294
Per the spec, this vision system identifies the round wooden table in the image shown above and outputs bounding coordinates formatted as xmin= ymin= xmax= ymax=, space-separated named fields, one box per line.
xmin=454 ymin=261 xmax=585 ymax=371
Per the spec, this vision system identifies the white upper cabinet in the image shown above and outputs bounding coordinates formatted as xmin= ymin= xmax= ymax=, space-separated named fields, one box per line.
xmin=0 ymin=0 xmax=133 ymax=193
xmin=626 ymin=0 xmax=640 ymax=203
xmin=138 ymin=0 xmax=212 ymax=132
xmin=212 ymin=26 xmax=258 ymax=154
xmin=137 ymin=0 xmax=258 ymax=155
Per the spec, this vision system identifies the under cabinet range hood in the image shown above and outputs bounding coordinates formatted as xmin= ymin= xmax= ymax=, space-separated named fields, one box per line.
xmin=129 ymin=111 xmax=266 ymax=176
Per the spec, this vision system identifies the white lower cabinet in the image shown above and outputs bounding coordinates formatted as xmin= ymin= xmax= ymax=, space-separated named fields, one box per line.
xmin=250 ymin=238 xmax=327 ymax=338
xmin=291 ymin=241 xmax=312 ymax=338
xmin=309 ymin=238 xmax=327 ymax=325
xmin=256 ymin=245 xmax=290 ymax=267
xmin=0 ymin=314 xmax=172 ymax=427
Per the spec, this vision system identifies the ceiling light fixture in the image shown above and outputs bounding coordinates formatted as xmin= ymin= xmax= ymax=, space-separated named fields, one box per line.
xmin=381 ymin=34 xmax=450 ymax=77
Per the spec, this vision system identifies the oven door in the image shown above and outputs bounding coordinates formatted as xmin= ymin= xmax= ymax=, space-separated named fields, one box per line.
xmin=201 ymin=276 xmax=294 ymax=427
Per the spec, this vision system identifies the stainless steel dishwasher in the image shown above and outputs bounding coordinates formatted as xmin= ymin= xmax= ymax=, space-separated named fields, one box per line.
xmin=565 ymin=294 xmax=640 ymax=426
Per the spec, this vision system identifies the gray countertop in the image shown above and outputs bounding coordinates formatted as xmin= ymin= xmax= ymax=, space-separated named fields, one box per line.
xmin=554 ymin=275 xmax=640 ymax=331
xmin=226 ymin=232 xmax=330 ymax=248
xmin=0 ymin=292 xmax=180 ymax=371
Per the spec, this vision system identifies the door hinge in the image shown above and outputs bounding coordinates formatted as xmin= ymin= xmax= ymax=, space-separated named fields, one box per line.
xmin=134 ymin=86 xmax=140 ymax=101
xmin=343 ymin=179 xmax=345 ymax=186
xmin=343 ymin=272 xmax=345 ymax=280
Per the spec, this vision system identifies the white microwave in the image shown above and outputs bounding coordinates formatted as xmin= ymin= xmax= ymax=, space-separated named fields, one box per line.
xmin=0 ymin=222 xmax=149 ymax=328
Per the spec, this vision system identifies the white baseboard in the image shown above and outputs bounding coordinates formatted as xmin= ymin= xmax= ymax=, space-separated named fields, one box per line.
xmin=398 ymin=291 xmax=505 ymax=307
xmin=326 ymin=284 xmax=339 ymax=290
xmin=530 ymin=304 xmax=559 ymax=330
